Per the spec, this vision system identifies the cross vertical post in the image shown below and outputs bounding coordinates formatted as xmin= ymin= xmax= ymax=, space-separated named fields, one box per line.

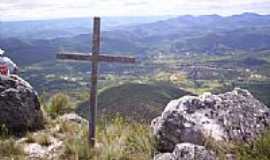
xmin=89 ymin=17 xmax=100 ymax=147
xmin=56 ymin=17 xmax=136 ymax=148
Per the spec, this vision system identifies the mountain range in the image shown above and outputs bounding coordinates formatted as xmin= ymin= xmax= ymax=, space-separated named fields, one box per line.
xmin=0 ymin=16 xmax=173 ymax=40
xmin=1 ymin=12 xmax=270 ymax=65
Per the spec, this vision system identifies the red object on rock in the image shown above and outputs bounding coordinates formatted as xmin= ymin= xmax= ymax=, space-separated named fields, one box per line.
xmin=0 ymin=64 xmax=9 ymax=76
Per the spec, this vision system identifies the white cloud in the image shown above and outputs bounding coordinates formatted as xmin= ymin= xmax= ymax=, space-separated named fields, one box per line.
xmin=1 ymin=0 xmax=270 ymax=21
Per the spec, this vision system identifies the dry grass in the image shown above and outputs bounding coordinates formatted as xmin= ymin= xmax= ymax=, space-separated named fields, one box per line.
xmin=60 ymin=116 xmax=156 ymax=160
xmin=0 ymin=138 xmax=25 ymax=159
xmin=25 ymin=132 xmax=35 ymax=143
xmin=202 ymin=130 xmax=270 ymax=160
xmin=203 ymin=136 xmax=234 ymax=160
xmin=34 ymin=133 xmax=51 ymax=146
xmin=25 ymin=132 xmax=51 ymax=146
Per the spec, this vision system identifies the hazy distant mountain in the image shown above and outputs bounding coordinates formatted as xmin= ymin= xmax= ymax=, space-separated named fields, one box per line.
xmin=173 ymin=32 xmax=270 ymax=54
xmin=1 ymin=13 xmax=270 ymax=65
xmin=0 ymin=16 xmax=173 ymax=40
xmin=0 ymin=32 xmax=143 ymax=65
xmin=123 ymin=13 xmax=270 ymax=37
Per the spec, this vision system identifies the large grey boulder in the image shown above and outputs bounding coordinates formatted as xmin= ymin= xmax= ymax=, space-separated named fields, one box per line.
xmin=151 ymin=88 xmax=270 ymax=152
xmin=0 ymin=75 xmax=44 ymax=136
xmin=155 ymin=143 xmax=216 ymax=160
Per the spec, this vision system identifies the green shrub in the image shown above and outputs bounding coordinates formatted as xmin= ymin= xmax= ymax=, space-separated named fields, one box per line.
xmin=46 ymin=93 xmax=71 ymax=118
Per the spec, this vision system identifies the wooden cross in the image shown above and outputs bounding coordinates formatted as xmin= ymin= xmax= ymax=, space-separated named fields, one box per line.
xmin=56 ymin=17 xmax=136 ymax=147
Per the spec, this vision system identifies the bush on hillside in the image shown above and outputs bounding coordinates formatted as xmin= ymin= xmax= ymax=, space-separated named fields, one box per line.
xmin=45 ymin=93 xmax=72 ymax=118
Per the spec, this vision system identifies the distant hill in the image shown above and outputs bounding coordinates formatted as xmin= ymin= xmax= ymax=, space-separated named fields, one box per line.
xmin=0 ymin=38 xmax=57 ymax=65
xmin=76 ymin=82 xmax=194 ymax=122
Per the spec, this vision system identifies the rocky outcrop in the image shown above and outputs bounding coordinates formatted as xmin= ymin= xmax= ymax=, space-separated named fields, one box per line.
xmin=0 ymin=75 xmax=43 ymax=136
xmin=151 ymin=88 xmax=270 ymax=159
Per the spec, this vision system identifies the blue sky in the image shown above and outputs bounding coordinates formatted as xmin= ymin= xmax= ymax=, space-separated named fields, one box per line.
xmin=1 ymin=0 xmax=270 ymax=21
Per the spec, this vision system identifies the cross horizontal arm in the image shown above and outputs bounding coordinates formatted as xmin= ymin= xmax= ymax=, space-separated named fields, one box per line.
xmin=98 ymin=55 xmax=135 ymax=63
xmin=57 ymin=53 xmax=136 ymax=64
xmin=57 ymin=53 xmax=91 ymax=61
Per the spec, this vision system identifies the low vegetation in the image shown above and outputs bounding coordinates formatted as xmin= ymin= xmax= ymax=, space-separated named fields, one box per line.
xmin=44 ymin=93 xmax=72 ymax=118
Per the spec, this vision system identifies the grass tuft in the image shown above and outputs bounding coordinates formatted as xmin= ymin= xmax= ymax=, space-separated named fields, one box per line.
xmin=25 ymin=132 xmax=51 ymax=146
xmin=33 ymin=133 xmax=51 ymax=146
xmin=60 ymin=115 xmax=156 ymax=160
xmin=0 ymin=138 xmax=25 ymax=159
xmin=45 ymin=93 xmax=72 ymax=118
xmin=25 ymin=132 xmax=35 ymax=143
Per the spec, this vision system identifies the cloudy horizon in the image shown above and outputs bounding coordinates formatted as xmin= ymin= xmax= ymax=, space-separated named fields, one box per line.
xmin=1 ymin=0 xmax=270 ymax=21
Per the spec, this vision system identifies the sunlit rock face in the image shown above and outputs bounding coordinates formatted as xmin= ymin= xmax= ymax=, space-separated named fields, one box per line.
xmin=152 ymin=88 xmax=270 ymax=158
xmin=0 ymin=75 xmax=44 ymax=136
